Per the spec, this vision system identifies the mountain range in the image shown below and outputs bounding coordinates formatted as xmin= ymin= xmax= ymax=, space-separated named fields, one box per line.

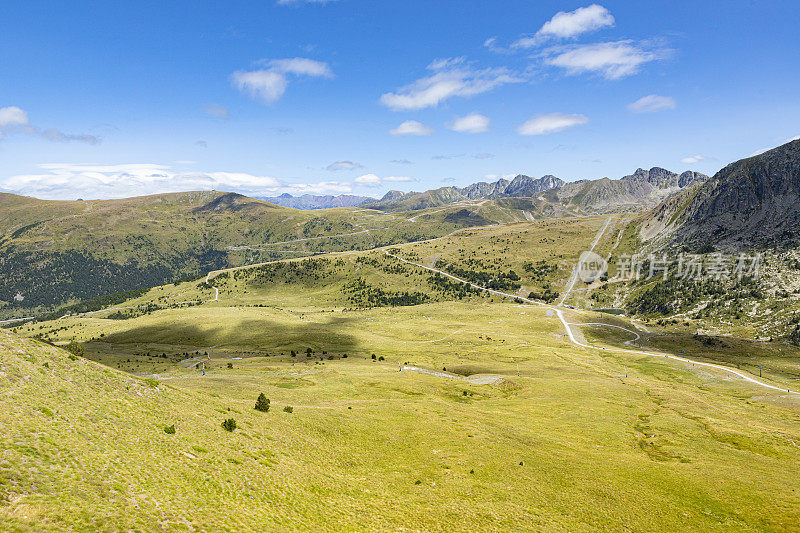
xmin=363 ymin=168 xmax=707 ymax=213
xmin=3 ymin=140 xmax=797 ymax=314
xmin=258 ymin=193 xmax=373 ymax=209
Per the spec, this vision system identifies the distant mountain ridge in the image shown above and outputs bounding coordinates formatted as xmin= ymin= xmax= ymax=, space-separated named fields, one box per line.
xmin=259 ymin=193 xmax=374 ymax=210
xmin=548 ymin=167 xmax=709 ymax=213
xmin=362 ymin=174 xmax=566 ymax=211
xmin=365 ymin=169 xmax=707 ymax=213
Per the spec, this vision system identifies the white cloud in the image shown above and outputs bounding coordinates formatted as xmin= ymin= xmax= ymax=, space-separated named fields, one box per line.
xmin=0 ymin=106 xmax=29 ymax=127
xmin=516 ymin=4 xmax=614 ymax=46
xmin=282 ymin=181 xmax=352 ymax=195
xmin=266 ymin=58 xmax=334 ymax=78
xmin=326 ymin=160 xmax=363 ymax=171
xmin=517 ymin=113 xmax=589 ymax=136
xmin=231 ymin=70 xmax=288 ymax=104
xmin=0 ymin=162 xmax=353 ymax=200
xmin=0 ymin=106 xmax=99 ymax=144
xmin=203 ymin=103 xmax=230 ymax=119
xmin=380 ymin=59 xmax=523 ymax=111
xmin=389 ymin=120 xmax=433 ymax=136
xmin=680 ymin=155 xmax=707 ymax=164
xmin=354 ymin=174 xmax=382 ymax=186
xmin=354 ymin=174 xmax=415 ymax=187
xmin=231 ymin=58 xmax=332 ymax=105
xmin=449 ymin=113 xmax=490 ymax=133
xmin=544 ymin=41 xmax=662 ymax=80
xmin=628 ymin=94 xmax=676 ymax=113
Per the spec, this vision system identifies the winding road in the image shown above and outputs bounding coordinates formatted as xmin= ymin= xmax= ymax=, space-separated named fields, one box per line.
xmin=384 ymin=247 xmax=798 ymax=396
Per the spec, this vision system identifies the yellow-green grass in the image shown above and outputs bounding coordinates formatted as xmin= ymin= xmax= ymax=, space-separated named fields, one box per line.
xmin=5 ymin=214 xmax=800 ymax=530
xmin=3 ymin=300 xmax=800 ymax=531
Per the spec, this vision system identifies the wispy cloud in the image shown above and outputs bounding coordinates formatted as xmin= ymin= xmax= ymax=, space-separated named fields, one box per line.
xmin=543 ymin=41 xmax=664 ymax=80
xmin=264 ymin=58 xmax=334 ymax=77
xmin=326 ymin=160 xmax=363 ymax=171
xmin=354 ymin=174 xmax=415 ymax=187
xmin=628 ymin=94 xmax=676 ymax=113
xmin=203 ymin=103 xmax=230 ymax=119
xmin=231 ymin=58 xmax=333 ymax=104
xmin=380 ymin=58 xmax=523 ymax=111
xmin=449 ymin=113 xmax=490 ymax=133
xmin=389 ymin=120 xmax=433 ymax=136
xmin=517 ymin=113 xmax=589 ymax=136
xmin=0 ymin=162 xmax=354 ymax=200
xmin=680 ymin=155 xmax=707 ymax=164
xmin=0 ymin=106 xmax=99 ymax=144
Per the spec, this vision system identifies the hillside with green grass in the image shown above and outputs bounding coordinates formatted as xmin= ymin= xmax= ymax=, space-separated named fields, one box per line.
xmin=3 ymin=199 xmax=800 ymax=531
xmin=0 ymin=191 xmax=465 ymax=318
xmin=4 ymin=284 xmax=800 ymax=530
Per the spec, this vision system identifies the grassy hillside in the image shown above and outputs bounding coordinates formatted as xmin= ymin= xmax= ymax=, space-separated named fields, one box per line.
xmin=0 ymin=191 xmax=591 ymax=320
xmin=4 ymin=291 xmax=800 ymax=530
xmin=0 ymin=192 xmax=464 ymax=318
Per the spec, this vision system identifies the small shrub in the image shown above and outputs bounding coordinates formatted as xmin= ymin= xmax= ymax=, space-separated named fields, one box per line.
xmin=254 ymin=393 xmax=270 ymax=412
xmin=164 ymin=424 xmax=176 ymax=434
xmin=283 ymin=406 xmax=293 ymax=413
xmin=227 ymin=362 xmax=233 ymax=369
xmin=222 ymin=418 xmax=237 ymax=432
xmin=378 ymin=356 xmax=385 ymax=361
xmin=65 ymin=341 xmax=84 ymax=357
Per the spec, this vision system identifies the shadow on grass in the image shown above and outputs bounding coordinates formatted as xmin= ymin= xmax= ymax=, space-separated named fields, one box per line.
xmin=99 ymin=316 xmax=363 ymax=354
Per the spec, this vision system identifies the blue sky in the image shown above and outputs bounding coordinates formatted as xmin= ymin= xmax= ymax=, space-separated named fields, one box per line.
xmin=0 ymin=0 xmax=798 ymax=200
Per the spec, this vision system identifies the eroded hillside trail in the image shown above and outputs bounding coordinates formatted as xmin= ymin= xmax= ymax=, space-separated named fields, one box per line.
xmin=558 ymin=216 xmax=613 ymax=305
xmin=383 ymin=245 xmax=799 ymax=397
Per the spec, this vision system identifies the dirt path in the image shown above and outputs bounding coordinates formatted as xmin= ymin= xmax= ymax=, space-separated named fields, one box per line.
xmin=384 ymin=247 xmax=799 ymax=396
xmin=559 ymin=215 xmax=612 ymax=305
xmin=402 ymin=366 xmax=503 ymax=385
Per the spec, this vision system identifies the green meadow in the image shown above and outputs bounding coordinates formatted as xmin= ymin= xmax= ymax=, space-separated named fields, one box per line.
xmin=2 ymin=216 xmax=800 ymax=531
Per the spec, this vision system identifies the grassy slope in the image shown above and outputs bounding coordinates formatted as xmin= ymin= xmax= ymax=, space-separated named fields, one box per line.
xmin=3 ymin=216 xmax=800 ymax=530
xmin=0 ymin=192 xmax=466 ymax=316
xmin=3 ymin=300 xmax=800 ymax=531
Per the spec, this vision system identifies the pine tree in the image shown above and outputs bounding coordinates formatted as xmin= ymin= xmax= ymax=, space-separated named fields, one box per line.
xmin=254 ymin=393 xmax=270 ymax=412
